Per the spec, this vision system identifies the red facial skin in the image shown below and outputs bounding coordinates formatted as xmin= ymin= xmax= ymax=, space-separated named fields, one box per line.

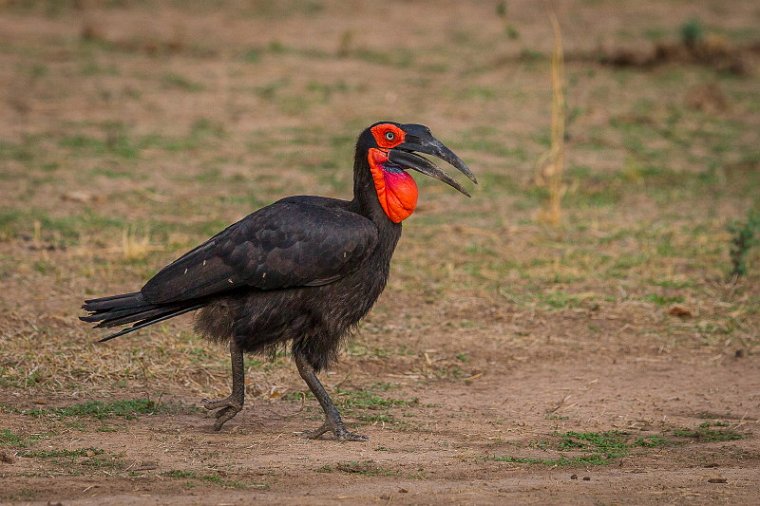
xmin=368 ymin=124 xmax=419 ymax=223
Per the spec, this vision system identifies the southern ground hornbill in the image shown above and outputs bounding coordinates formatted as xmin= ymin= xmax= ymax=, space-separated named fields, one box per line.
xmin=81 ymin=122 xmax=476 ymax=440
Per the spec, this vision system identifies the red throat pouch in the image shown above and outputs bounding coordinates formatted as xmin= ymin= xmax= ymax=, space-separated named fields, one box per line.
xmin=367 ymin=148 xmax=418 ymax=223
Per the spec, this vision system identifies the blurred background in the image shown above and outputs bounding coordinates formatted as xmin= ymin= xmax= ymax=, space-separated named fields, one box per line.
xmin=0 ymin=0 xmax=758 ymax=503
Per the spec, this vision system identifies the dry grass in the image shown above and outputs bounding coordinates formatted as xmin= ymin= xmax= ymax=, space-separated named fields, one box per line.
xmin=0 ymin=0 xmax=756 ymax=398
xmin=119 ymin=226 xmax=158 ymax=261
xmin=535 ymin=11 xmax=567 ymax=225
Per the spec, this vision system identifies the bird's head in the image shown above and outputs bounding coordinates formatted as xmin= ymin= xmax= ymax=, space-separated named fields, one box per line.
xmin=356 ymin=122 xmax=477 ymax=223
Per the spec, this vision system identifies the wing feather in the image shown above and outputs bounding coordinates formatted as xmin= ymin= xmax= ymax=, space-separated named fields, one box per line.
xmin=141 ymin=200 xmax=378 ymax=304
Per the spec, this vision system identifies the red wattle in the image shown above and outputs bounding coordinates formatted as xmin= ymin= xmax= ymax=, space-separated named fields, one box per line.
xmin=368 ymin=148 xmax=418 ymax=223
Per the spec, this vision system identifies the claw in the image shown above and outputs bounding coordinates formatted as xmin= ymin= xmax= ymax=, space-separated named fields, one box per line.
xmin=201 ymin=396 xmax=242 ymax=431
xmin=336 ymin=430 xmax=369 ymax=442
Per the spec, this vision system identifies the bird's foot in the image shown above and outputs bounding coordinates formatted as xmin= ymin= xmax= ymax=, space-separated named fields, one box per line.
xmin=202 ymin=396 xmax=242 ymax=431
xmin=303 ymin=421 xmax=368 ymax=442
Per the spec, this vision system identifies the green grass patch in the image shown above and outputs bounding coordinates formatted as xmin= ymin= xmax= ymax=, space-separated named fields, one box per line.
xmin=493 ymin=454 xmax=609 ymax=466
xmin=163 ymin=470 xmax=266 ymax=489
xmin=357 ymin=413 xmax=395 ymax=424
xmin=60 ymin=132 xmax=139 ymax=159
xmin=0 ymin=429 xmax=44 ymax=448
xmin=336 ymin=388 xmax=417 ymax=410
xmin=538 ymin=291 xmax=582 ymax=309
xmin=58 ymin=119 xmax=225 ymax=163
xmin=79 ymin=452 xmax=127 ymax=470
xmin=22 ymin=398 xmax=165 ymax=420
xmin=672 ymin=422 xmax=743 ymax=442
xmin=282 ymin=384 xmax=413 ymax=425
xmin=281 ymin=390 xmax=311 ymax=402
xmin=728 ymin=208 xmax=760 ymax=278
xmin=644 ymin=294 xmax=685 ymax=306
xmin=20 ymin=447 xmax=104 ymax=459
xmin=494 ymin=424 xmax=745 ymax=467
xmin=633 ymin=435 xmax=669 ymax=448
xmin=0 ymin=139 xmax=35 ymax=162
xmin=0 ymin=429 xmax=24 ymax=446
xmin=0 ymin=208 xmax=125 ymax=243
xmin=558 ymin=431 xmax=629 ymax=459
xmin=345 ymin=341 xmax=392 ymax=358
xmin=163 ymin=469 xmax=197 ymax=479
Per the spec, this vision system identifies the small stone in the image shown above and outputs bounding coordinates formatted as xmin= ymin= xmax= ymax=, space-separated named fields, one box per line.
xmin=62 ymin=190 xmax=93 ymax=203
xmin=668 ymin=305 xmax=692 ymax=318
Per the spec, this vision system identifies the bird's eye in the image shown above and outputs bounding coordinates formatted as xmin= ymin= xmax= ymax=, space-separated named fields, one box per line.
xmin=384 ymin=131 xmax=396 ymax=141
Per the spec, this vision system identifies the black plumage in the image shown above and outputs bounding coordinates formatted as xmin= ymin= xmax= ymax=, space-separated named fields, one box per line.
xmin=81 ymin=122 xmax=475 ymax=440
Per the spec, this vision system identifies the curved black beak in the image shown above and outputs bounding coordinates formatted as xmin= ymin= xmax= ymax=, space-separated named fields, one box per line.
xmin=389 ymin=150 xmax=471 ymax=197
xmin=389 ymin=124 xmax=477 ymax=196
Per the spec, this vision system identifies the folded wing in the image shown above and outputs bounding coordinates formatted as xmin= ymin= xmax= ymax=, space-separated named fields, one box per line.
xmin=141 ymin=200 xmax=378 ymax=304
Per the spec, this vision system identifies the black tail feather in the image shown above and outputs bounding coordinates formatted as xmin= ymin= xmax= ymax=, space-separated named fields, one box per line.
xmin=96 ymin=307 xmax=170 ymax=328
xmin=81 ymin=305 xmax=152 ymax=324
xmin=91 ymin=306 xmax=172 ymax=328
xmin=82 ymin=292 xmax=144 ymax=312
xmin=97 ymin=304 xmax=203 ymax=342
xmin=81 ymin=291 xmax=202 ymax=341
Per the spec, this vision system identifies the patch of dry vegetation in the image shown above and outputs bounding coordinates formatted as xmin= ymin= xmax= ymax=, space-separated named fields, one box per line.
xmin=0 ymin=0 xmax=757 ymax=402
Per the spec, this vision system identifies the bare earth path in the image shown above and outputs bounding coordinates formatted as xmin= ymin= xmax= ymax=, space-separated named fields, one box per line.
xmin=3 ymin=353 xmax=759 ymax=505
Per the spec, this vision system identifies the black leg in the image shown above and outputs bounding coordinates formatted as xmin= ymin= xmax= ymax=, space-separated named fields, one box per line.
xmin=294 ymin=352 xmax=367 ymax=442
xmin=202 ymin=338 xmax=245 ymax=431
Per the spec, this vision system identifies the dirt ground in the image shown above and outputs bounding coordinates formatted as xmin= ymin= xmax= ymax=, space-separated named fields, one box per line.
xmin=1 ymin=1 xmax=759 ymax=504
xmin=3 ymin=359 xmax=760 ymax=505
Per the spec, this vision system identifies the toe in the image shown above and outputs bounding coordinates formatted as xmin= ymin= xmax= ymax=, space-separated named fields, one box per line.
xmin=202 ymin=398 xmax=225 ymax=410
xmin=338 ymin=431 xmax=369 ymax=442
xmin=303 ymin=424 xmax=330 ymax=440
xmin=201 ymin=396 xmax=242 ymax=431
xmin=213 ymin=407 xmax=241 ymax=431
xmin=214 ymin=406 xmax=232 ymax=419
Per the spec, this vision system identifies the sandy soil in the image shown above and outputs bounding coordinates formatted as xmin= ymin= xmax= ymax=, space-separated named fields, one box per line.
xmin=3 ymin=356 xmax=759 ymax=505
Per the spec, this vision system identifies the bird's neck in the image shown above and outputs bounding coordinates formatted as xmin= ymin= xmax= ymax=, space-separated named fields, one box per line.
xmin=351 ymin=153 xmax=403 ymax=269
xmin=352 ymin=157 xmax=389 ymax=221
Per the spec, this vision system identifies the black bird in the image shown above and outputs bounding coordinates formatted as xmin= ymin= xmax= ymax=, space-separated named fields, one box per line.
xmin=81 ymin=122 xmax=476 ymax=440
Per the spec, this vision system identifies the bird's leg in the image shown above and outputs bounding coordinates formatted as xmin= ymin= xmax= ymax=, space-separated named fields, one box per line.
xmin=202 ymin=338 xmax=245 ymax=431
xmin=294 ymin=352 xmax=368 ymax=442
